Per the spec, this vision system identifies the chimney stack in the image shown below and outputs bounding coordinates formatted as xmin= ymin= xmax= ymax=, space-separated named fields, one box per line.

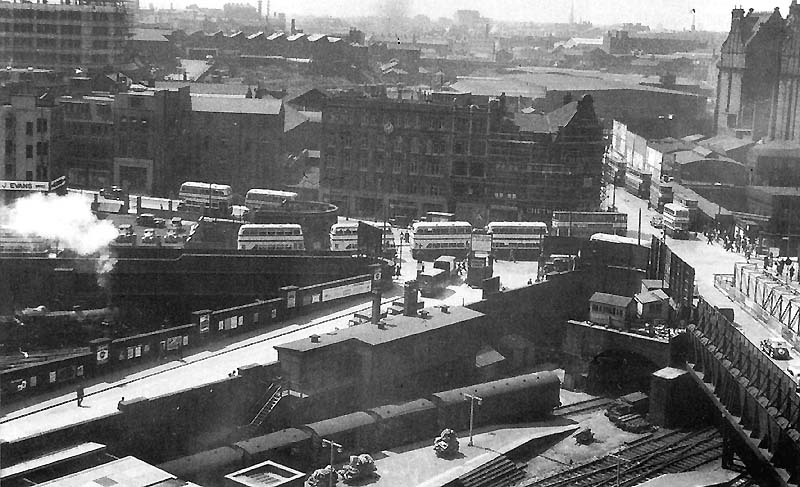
xmin=310 ymin=334 xmax=320 ymax=343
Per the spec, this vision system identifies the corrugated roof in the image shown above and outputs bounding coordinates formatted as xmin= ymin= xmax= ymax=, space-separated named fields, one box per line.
xmin=286 ymin=33 xmax=306 ymax=42
xmin=590 ymin=292 xmax=633 ymax=307
xmin=635 ymin=290 xmax=668 ymax=304
xmin=191 ymin=95 xmax=282 ymax=115
xmin=275 ymin=306 xmax=483 ymax=353
xmin=266 ymin=32 xmax=285 ymax=41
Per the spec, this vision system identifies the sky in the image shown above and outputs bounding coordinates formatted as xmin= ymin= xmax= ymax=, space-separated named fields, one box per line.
xmin=146 ymin=0 xmax=795 ymax=32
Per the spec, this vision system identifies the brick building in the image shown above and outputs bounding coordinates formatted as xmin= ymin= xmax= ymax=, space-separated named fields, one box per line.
xmin=189 ymin=95 xmax=284 ymax=197
xmin=113 ymin=86 xmax=192 ymax=196
xmin=0 ymin=0 xmax=131 ymax=72
xmin=0 ymin=94 xmax=62 ymax=184
xmin=320 ymin=92 xmax=605 ymax=223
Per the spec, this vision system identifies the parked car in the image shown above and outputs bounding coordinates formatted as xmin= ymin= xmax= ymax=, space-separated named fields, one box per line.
xmin=153 ymin=217 xmax=167 ymax=228
xmin=100 ymin=186 xmax=127 ymax=201
xmin=650 ymin=215 xmax=663 ymax=229
xmin=164 ymin=230 xmax=183 ymax=244
xmin=115 ymin=224 xmax=135 ymax=244
xmin=142 ymin=228 xmax=157 ymax=244
xmin=761 ymin=338 xmax=791 ymax=360
xmin=170 ymin=217 xmax=184 ymax=232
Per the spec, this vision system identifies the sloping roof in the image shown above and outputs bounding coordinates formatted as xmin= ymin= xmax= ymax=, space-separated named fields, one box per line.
xmin=590 ymin=292 xmax=633 ymax=308
xmin=266 ymin=32 xmax=285 ymax=41
xmin=641 ymin=279 xmax=669 ymax=290
xmin=699 ymin=135 xmax=754 ymax=154
xmin=514 ymin=100 xmax=578 ymax=133
xmin=635 ymin=289 xmax=669 ymax=304
xmin=682 ymin=134 xmax=707 ymax=143
xmin=130 ymin=28 xmax=170 ymax=42
xmin=247 ymin=31 xmax=264 ymax=40
xmin=191 ymin=95 xmax=282 ymax=115
xmin=286 ymin=33 xmax=306 ymax=42
xmin=648 ymin=137 xmax=694 ymax=154
xmin=275 ymin=306 xmax=483 ymax=353
xmin=155 ymin=81 xmax=266 ymax=96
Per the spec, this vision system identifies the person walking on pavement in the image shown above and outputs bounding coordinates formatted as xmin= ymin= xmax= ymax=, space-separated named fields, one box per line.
xmin=790 ymin=262 xmax=796 ymax=282
xmin=76 ymin=384 xmax=85 ymax=406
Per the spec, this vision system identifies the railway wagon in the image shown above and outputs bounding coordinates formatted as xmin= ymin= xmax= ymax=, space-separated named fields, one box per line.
xmin=234 ymin=427 xmax=312 ymax=470
xmin=368 ymin=398 xmax=439 ymax=451
xmin=300 ymin=412 xmax=377 ymax=466
xmin=430 ymin=371 xmax=561 ymax=431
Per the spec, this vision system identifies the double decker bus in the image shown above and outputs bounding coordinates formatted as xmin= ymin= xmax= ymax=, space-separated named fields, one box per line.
xmin=486 ymin=221 xmax=548 ymax=260
xmin=0 ymin=227 xmax=51 ymax=254
xmin=411 ymin=221 xmax=472 ymax=260
xmin=329 ymin=221 xmax=396 ymax=258
xmin=663 ymin=203 xmax=690 ymax=239
xmin=244 ymin=189 xmax=298 ymax=212
xmin=237 ymin=224 xmax=305 ymax=250
xmin=178 ymin=182 xmax=233 ymax=217
xmin=551 ymin=211 xmax=627 ymax=238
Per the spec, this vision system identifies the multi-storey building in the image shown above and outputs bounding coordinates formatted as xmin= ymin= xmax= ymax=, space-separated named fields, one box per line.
xmin=320 ymin=92 xmax=605 ymax=223
xmin=0 ymin=0 xmax=131 ymax=72
xmin=58 ymin=92 xmax=115 ymax=189
xmin=189 ymin=94 xmax=284 ymax=196
xmin=113 ymin=86 xmax=191 ymax=196
xmin=0 ymin=94 xmax=61 ymax=184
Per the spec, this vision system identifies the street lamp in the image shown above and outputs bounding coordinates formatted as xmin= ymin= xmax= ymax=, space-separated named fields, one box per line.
xmin=321 ymin=438 xmax=343 ymax=487
xmin=463 ymin=393 xmax=483 ymax=446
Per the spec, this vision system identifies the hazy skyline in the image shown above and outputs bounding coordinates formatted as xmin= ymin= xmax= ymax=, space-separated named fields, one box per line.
xmin=146 ymin=0 xmax=794 ymax=32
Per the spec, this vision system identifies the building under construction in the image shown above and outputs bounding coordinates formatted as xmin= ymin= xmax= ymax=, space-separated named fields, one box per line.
xmin=0 ymin=0 xmax=131 ymax=71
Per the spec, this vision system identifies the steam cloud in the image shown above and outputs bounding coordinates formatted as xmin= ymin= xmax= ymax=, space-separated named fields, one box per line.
xmin=0 ymin=192 xmax=118 ymax=255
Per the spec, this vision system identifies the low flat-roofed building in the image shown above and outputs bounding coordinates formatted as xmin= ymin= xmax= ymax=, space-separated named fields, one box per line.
xmin=275 ymin=306 xmax=485 ymax=412
xmin=34 ymin=456 xmax=201 ymax=487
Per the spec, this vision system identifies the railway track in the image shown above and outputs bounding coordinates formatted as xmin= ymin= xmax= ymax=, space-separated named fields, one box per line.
xmin=525 ymin=427 xmax=723 ymax=487
xmin=552 ymin=397 xmax=615 ymax=417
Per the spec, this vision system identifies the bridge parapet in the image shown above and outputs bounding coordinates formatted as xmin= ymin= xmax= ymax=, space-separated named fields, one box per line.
xmin=562 ymin=320 xmax=671 ymax=367
xmin=688 ymin=299 xmax=800 ymax=484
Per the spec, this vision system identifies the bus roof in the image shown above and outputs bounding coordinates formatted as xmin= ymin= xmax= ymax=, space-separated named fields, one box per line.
xmin=181 ymin=181 xmax=232 ymax=191
xmin=487 ymin=221 xmax=547 ymax=228
xmin=246 ymin=189 xmax=298 ymax=197
xmin=240 ymin=223 xmax=302 ymax=229
xmin=413 ymin=221 xmax=472 ymax=228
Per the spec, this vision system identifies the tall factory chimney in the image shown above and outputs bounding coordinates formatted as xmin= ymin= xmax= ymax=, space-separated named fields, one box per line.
xmin=257 ymin=0 xmax=262 ymax=17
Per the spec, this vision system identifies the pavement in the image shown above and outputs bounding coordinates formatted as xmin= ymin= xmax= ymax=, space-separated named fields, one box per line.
xmin=610 ymin=186 xmax=800 ymax=372
xmin=369 ymin=422 xmax=579 ymax=487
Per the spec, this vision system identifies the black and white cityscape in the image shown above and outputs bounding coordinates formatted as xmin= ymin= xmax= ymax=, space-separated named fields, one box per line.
xmin=1 ymin=1 xmax=799 ymax=486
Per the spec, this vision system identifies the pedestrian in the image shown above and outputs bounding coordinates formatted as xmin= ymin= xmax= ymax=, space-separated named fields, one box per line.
xmin=76 ymin=385 xmax=85 ymax=407
xmin=745 ymin=247 xmax=751 ymax=263
xmin=764 ymin=254 xmax=770 ymax=270
xmin=707 ymin=232 xmax=713 ymax=245
xmin=790 ymin=263 xmax=796 ymax=282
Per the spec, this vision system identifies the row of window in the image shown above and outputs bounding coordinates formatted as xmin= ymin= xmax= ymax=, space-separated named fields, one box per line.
xmin=327 ymin=108 xmax=489 ymax=133
xmin=4 ymin=141 xmax=49 ymax=157
xmin=332 ymin=133 xmax=489 ymax=156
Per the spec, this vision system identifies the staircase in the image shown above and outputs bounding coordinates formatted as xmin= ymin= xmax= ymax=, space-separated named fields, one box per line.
xmin=248 ymin=384 xmax=286 ymax=430
xmin=457 ymin=455 xmax=526 ymax=487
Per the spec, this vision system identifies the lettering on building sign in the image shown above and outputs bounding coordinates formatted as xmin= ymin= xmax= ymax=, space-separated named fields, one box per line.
xmin=0 ymin=180 xmax=50 ymax=191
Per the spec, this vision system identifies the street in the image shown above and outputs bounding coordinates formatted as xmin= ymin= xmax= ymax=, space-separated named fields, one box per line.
xmin=609 ymin=185 xmax=800 ymax=375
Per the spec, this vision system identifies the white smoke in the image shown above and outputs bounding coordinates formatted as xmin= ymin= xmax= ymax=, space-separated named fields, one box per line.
xmin=0 ymin=193 xmax=118 ymax=255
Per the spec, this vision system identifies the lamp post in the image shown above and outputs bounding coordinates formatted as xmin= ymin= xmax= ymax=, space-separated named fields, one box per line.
xmin=321 ymin=438 xmax=342 ymax=487
xmin=463 ymin=393 xmax=483 ymax=446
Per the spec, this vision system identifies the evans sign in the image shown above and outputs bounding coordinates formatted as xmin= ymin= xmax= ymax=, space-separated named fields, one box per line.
xmin=0 ymin=180 xmax=50 ymax=191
